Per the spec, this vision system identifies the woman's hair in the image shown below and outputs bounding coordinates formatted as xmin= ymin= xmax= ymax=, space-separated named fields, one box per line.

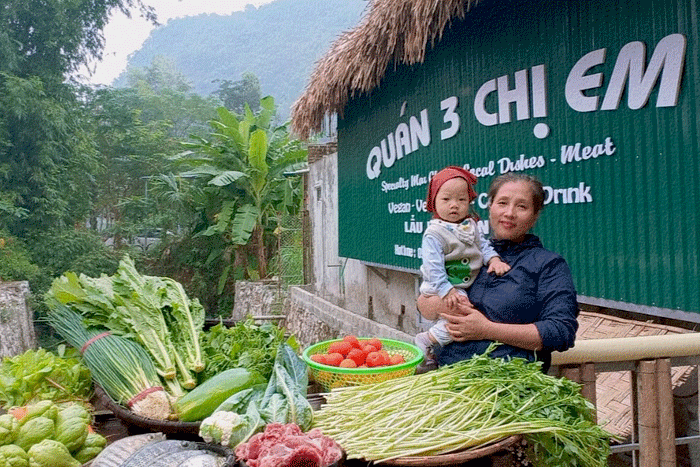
xmin=487 ymin=173 xmax=545 ymax=214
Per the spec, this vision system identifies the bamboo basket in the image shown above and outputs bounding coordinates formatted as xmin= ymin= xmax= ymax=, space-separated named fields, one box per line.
xmin=375 ymin=435 xmax=522 ymax=466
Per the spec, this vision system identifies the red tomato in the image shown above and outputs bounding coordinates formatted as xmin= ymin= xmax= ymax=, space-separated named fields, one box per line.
xmin=378 ymin=350 xmax=391 ymax=365
xmin=347 ymin=348 xmax=366 ymax=366
xmin=339 ymin=358 xmax=357 ymax=368
xmin=328 ymin=341 xmax=353 ymax=356
xmin=367 ymin=338 xmax=382 ymax=351
xmin=362 ymin=344 xmax=378 ymax=356
xmin=343 ymin=335 xmax=362 ymax=349
xmin=310 ymin=354 xmax=327 ymax=365
xmin=365 ymin=351 xmax=384 ymax=367
xmin=389 ymin=354 xmax=405 ymax=366
xmin=324 ymin=352 xmax=344 ymax=366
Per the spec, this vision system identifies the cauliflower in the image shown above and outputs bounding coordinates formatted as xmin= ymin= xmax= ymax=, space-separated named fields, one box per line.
xmin=198 ymin=410 xmax=260 ymax=448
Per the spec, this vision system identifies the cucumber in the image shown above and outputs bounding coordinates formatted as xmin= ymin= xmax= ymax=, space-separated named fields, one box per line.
xmin=174 ymin=368 xmax=266 ymax=422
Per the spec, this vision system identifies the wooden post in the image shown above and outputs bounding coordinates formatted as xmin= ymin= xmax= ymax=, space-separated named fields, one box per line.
xmin=656 ymin=358 xmax=676 ymax=467
xmin=0 ymin=281 xmax=37 ymax=357
xmin=637 ymin=359 xmax=659 ymax=467
xmin=580 ymin=362 xmax=597 ymax=421
xmin=560 ymin=365 xmax=581 ymax=383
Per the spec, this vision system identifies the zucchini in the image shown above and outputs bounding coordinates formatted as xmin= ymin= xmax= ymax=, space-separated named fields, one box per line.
xmin=174 ymin=368 xmax=266 ymax=422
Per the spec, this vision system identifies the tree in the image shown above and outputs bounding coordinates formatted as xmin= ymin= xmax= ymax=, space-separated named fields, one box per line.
xmin=212 ymin=72 xmax=262 ymax=115
xmin=126 ymin=56 xmax=219 ymax=138
xmin=173 ymin=96 xmax=307 ymax=283
xmin=0 ymin=0 xmax=158 ymax=236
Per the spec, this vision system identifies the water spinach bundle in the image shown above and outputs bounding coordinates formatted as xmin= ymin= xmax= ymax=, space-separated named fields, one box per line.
xmin=46 ymin=255 xmax=205 ymax=391
xmin=314 ymin=345 xmax=613 ymax=467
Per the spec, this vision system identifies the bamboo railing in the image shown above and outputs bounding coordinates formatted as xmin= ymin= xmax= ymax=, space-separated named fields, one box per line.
xmin=550 ymin=333 xmax=700 ymax=467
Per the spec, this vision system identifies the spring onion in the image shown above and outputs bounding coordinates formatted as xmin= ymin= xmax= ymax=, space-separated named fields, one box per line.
xmin=313 ymin=345 xmax=613 ymax=467
xmin=45 ymin=303 xmax=176 ymax=420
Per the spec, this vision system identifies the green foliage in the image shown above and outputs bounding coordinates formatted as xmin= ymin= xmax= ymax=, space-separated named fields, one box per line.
xmin=0 ymin=74 xmax=98 ymax=236
xmin=174 ymin=97 xmax=306 ymax=280
xmin=0 ymin=232 xmax=40 ymax=283
xmin=200 ymin=318 xmax=287 ymax=381
xmin=28 ymin=230 xmax=119 ymax=280
xmin=213 ymin=72 xmax=262 ymax=115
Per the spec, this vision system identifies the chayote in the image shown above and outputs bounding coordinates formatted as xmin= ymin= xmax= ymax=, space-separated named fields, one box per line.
xmin=80 ymin=432 xmax=106 ymax=450
xmin=70 ymin=431 xmax=106 ymax=463
xmin=72 ymin=444 xmax=103 ymax=464
xmin=19 ymin=402 xmax=57 ymax=425
xmin=27 ymin=439 xmax=79 ymax=467
xmin=0 ymin=444 xmax=28 ymax=467
xmin=55 ymin=404 xmax=90 ymax=427
xmin=53 ymin=417 xmax=88 ymax=453
xmin=14 ymin=417 xmax=54 ymax=452
xmin=0 ymin=415 xmax=19 ymax=446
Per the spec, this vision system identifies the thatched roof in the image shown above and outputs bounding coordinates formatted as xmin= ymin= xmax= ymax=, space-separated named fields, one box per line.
xmin=290 ymin=0 xmax=481 ymax=140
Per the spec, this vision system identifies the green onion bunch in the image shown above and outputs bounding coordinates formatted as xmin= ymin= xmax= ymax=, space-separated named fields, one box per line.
xmin=45 ymin=303 xmax=167 ymax=406
xmin=313 ymin=344 xmax=613 ymax=467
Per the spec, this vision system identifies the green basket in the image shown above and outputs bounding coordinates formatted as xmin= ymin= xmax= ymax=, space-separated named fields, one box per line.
xmin=302 ymin=338 xmax=423 ymax=392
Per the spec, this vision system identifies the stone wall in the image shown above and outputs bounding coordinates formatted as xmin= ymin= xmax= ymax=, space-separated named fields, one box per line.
xmin=0 ymin=281 xmax=36 ymax=357
xmin=285 ymin=285 xmax=413 ymax=348
xmin=231 ymin=279 xmax=282 ymax=320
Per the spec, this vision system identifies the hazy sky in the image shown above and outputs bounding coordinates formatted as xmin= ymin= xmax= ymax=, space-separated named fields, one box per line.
xmin=78 ymin=0 xmax=274 ymax=86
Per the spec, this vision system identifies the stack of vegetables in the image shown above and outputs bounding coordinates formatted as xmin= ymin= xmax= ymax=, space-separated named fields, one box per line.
xmin=46 ymin=254 xmax=205 ymax=392
xmin=313 ymin=343 xmax=614 ymax=467
xmin=44 ymin=254 xmax=308 ymax=430
xmin=196 ymin=344 xmax=314 ymax=449
xmin=0 ymin=399 xmax=106 ymax=467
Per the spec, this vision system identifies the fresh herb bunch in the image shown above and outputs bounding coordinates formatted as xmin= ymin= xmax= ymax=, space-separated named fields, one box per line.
xmin=314 ymin=344 xmax=614 ymax=467
xmin=200 ymin=318 xmax=292 ymax=381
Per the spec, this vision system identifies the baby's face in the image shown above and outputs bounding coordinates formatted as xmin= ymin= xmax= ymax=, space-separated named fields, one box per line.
xmin=434 ymin=177 xmax=470 ymax=223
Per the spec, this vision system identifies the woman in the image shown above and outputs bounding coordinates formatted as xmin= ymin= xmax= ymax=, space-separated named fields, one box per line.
xmin=417 ymin=173 xmax=579 ymax=372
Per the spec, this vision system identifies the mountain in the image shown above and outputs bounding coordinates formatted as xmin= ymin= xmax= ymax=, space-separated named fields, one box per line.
xmin=115 ymin=0 xmax=368 ymax=120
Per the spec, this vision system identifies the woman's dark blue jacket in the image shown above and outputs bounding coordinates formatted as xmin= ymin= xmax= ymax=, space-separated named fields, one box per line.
xmin=435 ymin=234 xmax=579 ymax=372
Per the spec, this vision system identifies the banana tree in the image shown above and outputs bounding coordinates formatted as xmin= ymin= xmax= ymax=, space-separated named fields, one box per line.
xmin=173 ymin=96 xmax=306 ymax=285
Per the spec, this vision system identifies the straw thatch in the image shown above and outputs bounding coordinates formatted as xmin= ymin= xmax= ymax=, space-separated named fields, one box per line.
xmin=290 ymin=0 xmax=482 ymax=139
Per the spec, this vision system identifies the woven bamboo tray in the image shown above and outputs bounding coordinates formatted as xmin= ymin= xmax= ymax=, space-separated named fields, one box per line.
xmin=94 ymin=385 xmax=202 ymax=437
xmin=374 ymin=435 xmax=522 ymax=466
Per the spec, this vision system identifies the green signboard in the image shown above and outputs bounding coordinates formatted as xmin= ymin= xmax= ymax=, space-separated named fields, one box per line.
xmin=337 ymin=0 xmax=699 ymax=315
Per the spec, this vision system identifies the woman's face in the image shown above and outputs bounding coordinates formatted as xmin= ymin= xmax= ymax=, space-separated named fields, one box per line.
xmin=434 ymin=177 xmax=471 ymax=223
xmin=489 ymin=181 xmax=539 ymax=242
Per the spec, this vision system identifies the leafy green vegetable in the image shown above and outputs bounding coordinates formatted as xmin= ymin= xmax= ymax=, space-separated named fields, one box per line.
xmin=0 ymin=348 xmax=92 ymax=409
xmin=255 ymin=344 xmax=313 ymax=431
xmin=200 ymin=318 xmax=292 ymax=381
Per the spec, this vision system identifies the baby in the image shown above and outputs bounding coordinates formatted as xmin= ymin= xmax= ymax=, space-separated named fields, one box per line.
xmin=414 ymin=166 xmax=510 ymax=364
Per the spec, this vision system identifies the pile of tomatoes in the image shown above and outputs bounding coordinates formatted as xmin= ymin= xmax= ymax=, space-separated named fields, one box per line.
xmin=309 ymin=335 xmax=406 ymax=368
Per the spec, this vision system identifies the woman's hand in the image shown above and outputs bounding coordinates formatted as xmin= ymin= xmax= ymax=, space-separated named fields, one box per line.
xmin=441 ymin=302 xmax=545 ymax=350
xmin=440 ymin=302 xmax=490 ymax=341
